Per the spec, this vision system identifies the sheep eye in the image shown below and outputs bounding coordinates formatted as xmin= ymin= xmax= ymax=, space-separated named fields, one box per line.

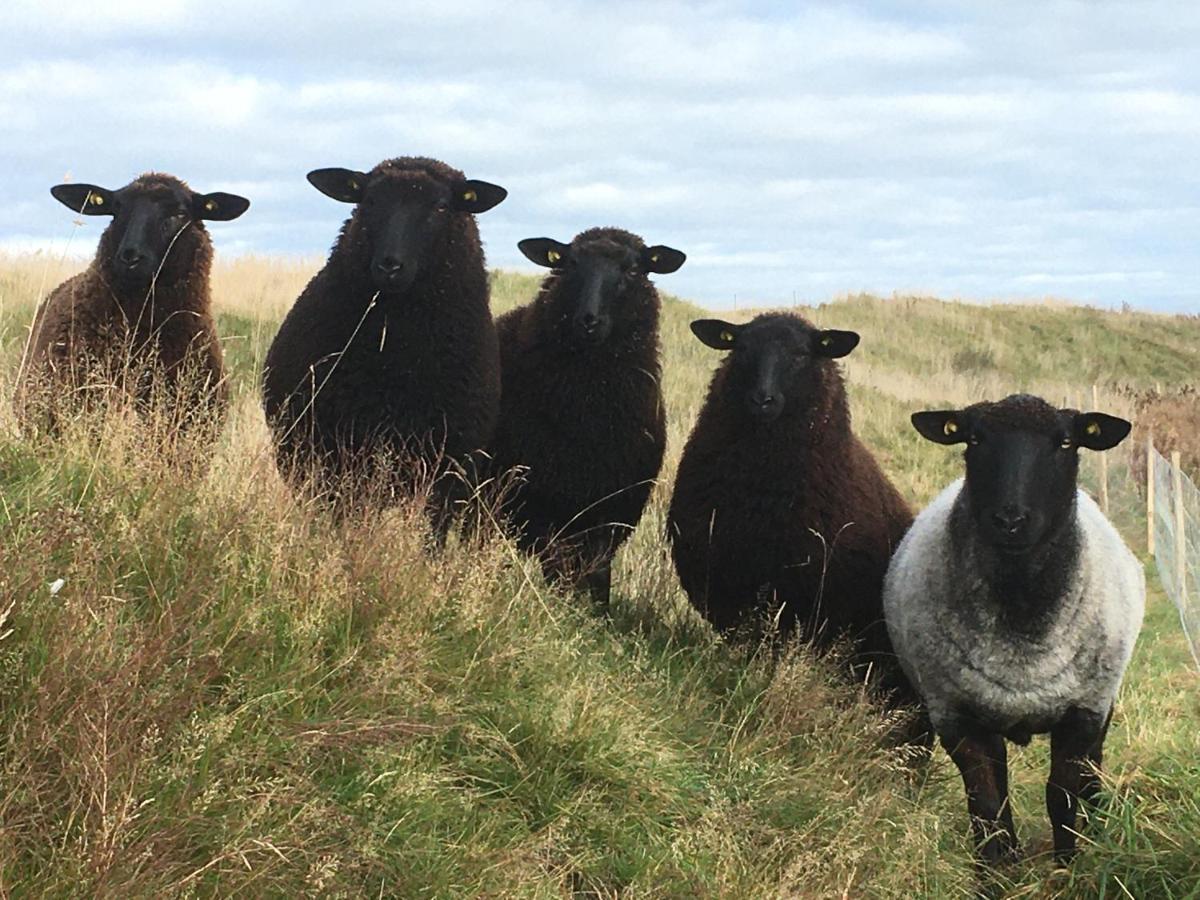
xmin=1059 ymin=436 xmax=1073 ymax=450
xmin=968 ymin=434 xmax=981 ymax=446
xmin=434 ymin=202 xmax=449 ymax=213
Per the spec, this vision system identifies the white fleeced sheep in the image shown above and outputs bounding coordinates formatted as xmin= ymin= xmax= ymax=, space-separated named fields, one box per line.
xmin=884 ymin=393 xmax=1144 ymax=871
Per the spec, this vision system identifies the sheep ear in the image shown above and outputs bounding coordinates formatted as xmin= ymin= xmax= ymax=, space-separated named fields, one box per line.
xmin=813 ymin=329 xmax=859 ymax=359
xmin=912 ymin=410 xmax=969 ymax=445
xmin=1072 ymin=412 xmax=1131 ymax=451
xmin=518 ymin=238 xmax=570 ymax=268
xmin=641 ymin=245 xmax=686 ymax=274
xmin=307 ymin=168 xmax=367 ymax=203
xmin=690 ymin=319 xmax=740 ymax=350
xmin=453 ymin=180 xmax=507 ymax=213
xmin=51 ymin=183 xmax=114 ymax=215
xmin=193 ymin=192 xmax=250 ymax=221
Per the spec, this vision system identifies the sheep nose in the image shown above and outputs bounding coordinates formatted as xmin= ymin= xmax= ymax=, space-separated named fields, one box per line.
xmin=578 ymin=312 xmax=599 ymax=332
xmin=375 ymin=256 xmax=404 ymax=275
xmin=992 ymin=507 xmax=1029 ymax=535
xmin=118 ymin=247 xmax=144 ymax=266
xmin=750 ymin=390 xmax=778 ymax=410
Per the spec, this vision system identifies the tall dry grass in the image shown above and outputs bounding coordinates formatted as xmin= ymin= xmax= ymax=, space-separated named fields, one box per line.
xmin=0 ymin=252 xmax=1198 ymax=897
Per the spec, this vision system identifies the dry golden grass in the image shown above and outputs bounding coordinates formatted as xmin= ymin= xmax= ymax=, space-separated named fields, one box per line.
xmin=0 ymin=252 xmax=1198 ymax=897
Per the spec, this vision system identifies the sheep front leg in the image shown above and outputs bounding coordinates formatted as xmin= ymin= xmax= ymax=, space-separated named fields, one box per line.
xmin=941 ymin=729 xmax=1019 ymax=866
xmin=1047 ymin=706 xmax=1110 ymax=864
xmin=582 ymin=561 xmax=612 ymax=612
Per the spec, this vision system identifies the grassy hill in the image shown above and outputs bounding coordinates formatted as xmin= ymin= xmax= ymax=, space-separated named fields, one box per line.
xmin=0 ymin=253 xmax=1197 ymax=898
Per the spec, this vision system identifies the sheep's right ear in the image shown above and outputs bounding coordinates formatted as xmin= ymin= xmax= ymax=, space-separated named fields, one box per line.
xmin=518 ymin=238 xmax=570 ymax=268
xmin=307 ymin=168 xmax=368 ymax=203
xmin=912 ymin=410 xmax=970 ymax=445
xmin=690 ymin=319 xmax=741 ymax=350
xmin=51 ymin=183 xmax=114 ymax=215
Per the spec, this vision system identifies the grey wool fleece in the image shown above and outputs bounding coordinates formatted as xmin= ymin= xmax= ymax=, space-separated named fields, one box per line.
xmin=883 ymin=479 xmax=1144 ymax=741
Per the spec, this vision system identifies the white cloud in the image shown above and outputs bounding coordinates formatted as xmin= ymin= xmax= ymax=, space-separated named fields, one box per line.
xmin=0 ymin=2 xmax=1197 ymax=311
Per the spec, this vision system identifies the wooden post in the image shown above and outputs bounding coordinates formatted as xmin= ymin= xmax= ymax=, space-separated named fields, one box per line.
xmin=1093 ymin=384 xmax=1109 ymax=514
xmin=1147 ymin=434 xmax=1156 ymax=555
xmin=1172 ymin=451 xmax=1187 ymax=601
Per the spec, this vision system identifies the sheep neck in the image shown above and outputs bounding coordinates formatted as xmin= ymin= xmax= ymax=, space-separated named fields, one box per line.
xmin=949 ymin=492 xmax=1081 ymax=638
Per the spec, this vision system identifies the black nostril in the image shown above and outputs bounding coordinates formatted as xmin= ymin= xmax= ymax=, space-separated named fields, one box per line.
xmin=992 ymin=509 xmax=1029 ymax=534
xmin=376 ymin=257 xmax=403 ymax=274
xmin=119 ymin=248 xmax=142 ymax=265
xmin=750 ymin=391 xmax=776 ymax=408
xmin=578 ymin=313 xmax=600 ymax=332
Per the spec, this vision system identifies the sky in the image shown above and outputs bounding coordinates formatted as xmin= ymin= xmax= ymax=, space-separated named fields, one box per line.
xmin=1 ymin=1 xmax=1198 ymax=312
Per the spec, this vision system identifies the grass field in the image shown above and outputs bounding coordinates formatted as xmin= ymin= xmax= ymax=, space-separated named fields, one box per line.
xmin=0 ymin=251 xmax=1198 ymax=898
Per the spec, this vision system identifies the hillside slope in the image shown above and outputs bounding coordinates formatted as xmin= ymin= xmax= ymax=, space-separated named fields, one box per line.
xmin=0 ymin=254 xmax=1197 ymax=898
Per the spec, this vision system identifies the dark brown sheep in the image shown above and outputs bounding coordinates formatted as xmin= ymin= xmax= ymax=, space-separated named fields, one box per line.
xmin=489 ymin=228 xmax=685 ymax=607
xmin=261 ymin=157 xmax=506 ymax=528
xmin=15 ymin=173 xmax=248 ymax=436
xmin=666 ymin=312 xmax=927 ymax=727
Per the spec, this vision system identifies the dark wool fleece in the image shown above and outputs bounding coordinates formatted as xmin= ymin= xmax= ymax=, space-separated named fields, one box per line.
xmin=667 ymin=313 xmax=921 ymax=710
xmin=17 ymin=172 xmax=228 ymax=432
xmin=489 ymin=227 xmax=667 ymax=574
xmin=262 ymin=157 xmax=500 ymax=505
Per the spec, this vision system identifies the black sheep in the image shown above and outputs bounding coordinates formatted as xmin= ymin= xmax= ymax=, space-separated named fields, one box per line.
xmin=16 ymin=173 xmax=249 ymax=437
xmin=667 ymin=313 xmax=926 ymax=723
xmin=261 ymin=157 xmax=506 ymax=525
xmin=489 ymin=228 xmax=685 ymax=606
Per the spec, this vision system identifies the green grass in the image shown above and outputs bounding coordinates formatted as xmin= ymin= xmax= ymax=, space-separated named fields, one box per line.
xmin=0 ymin=256 xmax=1198 ymax=897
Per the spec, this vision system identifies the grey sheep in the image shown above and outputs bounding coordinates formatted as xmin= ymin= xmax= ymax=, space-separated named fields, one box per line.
xmin=884 ymin=393 xmax=1143 ymax=872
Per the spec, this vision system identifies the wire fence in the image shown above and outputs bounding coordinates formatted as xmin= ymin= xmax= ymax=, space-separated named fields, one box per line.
xmin=1149 ymin=443 xmax=1200 ymax=670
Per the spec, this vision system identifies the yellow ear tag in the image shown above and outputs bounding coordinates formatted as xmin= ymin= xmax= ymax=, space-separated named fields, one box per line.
xmin=204 ymin=199 xmax=217 ymax=212
xmin=820 ymin=336 xmax=832 ymax=347
xmin=463 ymin=189 xmax=477 ymax=202
xmin=944 ymin=420 xmax=958 ymax=436
xmin=720 ymin=330 xmax=734 ymax=343
xmin=547 ymin=250 xmax=561 ymax=264
xmin=348 ymin=179 xmax=359 ymax=191
xmin=90 ymin=194 xmax=104 ymax=206
xmin=1085 ymin=421 xmax=1101 ymax=437
xmin=650 ymin=253 xmax=659 ymax=263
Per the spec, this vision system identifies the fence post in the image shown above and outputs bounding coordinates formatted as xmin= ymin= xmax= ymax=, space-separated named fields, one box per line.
xmin=1172 ymin=450 xmax=1186 ymax=602
xmin=1093 ymin=384 xmax=1109 ymax=514
xmin=1146 ymin=434 xmax=1155 ymax=555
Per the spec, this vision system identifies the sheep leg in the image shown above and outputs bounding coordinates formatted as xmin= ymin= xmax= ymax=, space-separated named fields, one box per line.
xmin=1047 ymin=706 xmax=1110 ymax=864
xmin=582 ymin=561 xmax=612 ymax=612
xmin=941 ymin=730 xmax=1019 ymax=866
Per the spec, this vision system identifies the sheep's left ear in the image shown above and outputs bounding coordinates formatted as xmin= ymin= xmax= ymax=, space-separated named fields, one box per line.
xmin=452 ymin=180 xmax=507 ymax=214
xmin=1072 ymin=412 xmax=1132 ymax=451
xmin=813 ymin=329 xmax=859 ymax=359
xmin=193 ymin=192 xmax=250 ymax=221
xmin=641 ymin=245 xmax=686 ymax=274
xmin=912 ymin=410 xmax=970 ymax=445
